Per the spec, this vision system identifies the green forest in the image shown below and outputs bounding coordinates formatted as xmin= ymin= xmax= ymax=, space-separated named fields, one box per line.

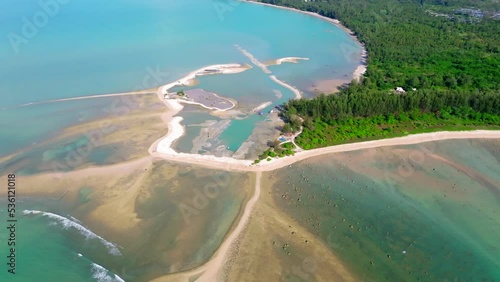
xmin=255 ymin=0 xmax=500 ymax=149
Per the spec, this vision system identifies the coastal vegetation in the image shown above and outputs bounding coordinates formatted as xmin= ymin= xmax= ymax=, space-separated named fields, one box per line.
xmin=283 ymin=89 xmax=500 ymax=148
xmin=256 ymin=0 xmax=500 ymax=149
xmin=254 ymin=141 xmax=295 ymax=164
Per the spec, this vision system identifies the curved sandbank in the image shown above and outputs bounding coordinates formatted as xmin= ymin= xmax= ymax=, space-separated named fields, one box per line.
xmin=158 ymin=63 xmax=251 ymax=96
xmin=246 ymin=0 xmax=367 ymax=81
xmin=252 ymin=101 xmax=272 ymax=113
xmin=270 ymin=75 xmax=302 ymax=99
xmin=235 ymin=44 xmax=303 ymax=99
xmin=264 ymin=56 xmax=310 ymax=66
xmin=151 ymin=130 xmax=500 ymax=173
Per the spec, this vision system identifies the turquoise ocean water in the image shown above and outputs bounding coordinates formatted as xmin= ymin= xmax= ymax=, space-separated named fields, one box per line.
xmin=0 ymin=0 xmax=362 ymax=156
xmin=0 ymin=1 xmax=362 ymax=281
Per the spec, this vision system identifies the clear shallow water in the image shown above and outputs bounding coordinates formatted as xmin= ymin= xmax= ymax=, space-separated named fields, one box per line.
xmin=269 ymin=139 xmax=500 ymax=281
xmin=0 ymin=97 xmax=117 ymax=157
xmin=0 ymin=0 xmax=361 ymax=156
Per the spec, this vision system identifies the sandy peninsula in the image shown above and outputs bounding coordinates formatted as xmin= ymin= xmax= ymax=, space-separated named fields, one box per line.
xmin=151 ymin=130 xmax=500 ymax=173
xmin=264 ymin=57 xmax=310 ymax=66
xmin=158 ymin=63 xmax=251 ymax=97
xmin=270 ymin=75 xmax=302 ymax=99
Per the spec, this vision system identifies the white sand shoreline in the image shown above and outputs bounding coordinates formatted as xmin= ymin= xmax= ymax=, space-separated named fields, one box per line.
xmin=270 ymin=75 xmax=302 ymax=99
xmin=151 ymin=67 xmax=500 ymax=174
xmin=265 ymin=56 xmax=310 ymax=66
xmin=159 ymin=63 xmax=250 ymax=96
xmin=152 ymin=130 xmax=500 ymax=173
xmin=252 ymin=101 xmax=272 ymax=113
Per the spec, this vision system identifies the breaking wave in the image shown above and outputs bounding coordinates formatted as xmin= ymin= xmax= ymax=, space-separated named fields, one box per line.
xmin=91 ymin=262 xmax=125 ymax=282
xmin=23 ymin=210 xmax=122 ymax=256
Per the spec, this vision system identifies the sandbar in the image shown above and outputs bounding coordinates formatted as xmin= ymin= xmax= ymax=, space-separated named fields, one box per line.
xmin=264 ymin=56 xmax=310 ymax=66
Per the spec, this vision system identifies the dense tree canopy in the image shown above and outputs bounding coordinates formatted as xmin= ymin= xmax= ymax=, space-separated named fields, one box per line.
xmin=254 ymin=0 xmax=500 ymax=149
xmin=259 ymin=0 xmax=499 ymax=91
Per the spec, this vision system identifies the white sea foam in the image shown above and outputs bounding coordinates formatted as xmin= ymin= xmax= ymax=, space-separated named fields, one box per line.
xmin=23 ymin=210 xmax=122 ymax=256
xmin=90 ymin=262 xmax=125 ymax=282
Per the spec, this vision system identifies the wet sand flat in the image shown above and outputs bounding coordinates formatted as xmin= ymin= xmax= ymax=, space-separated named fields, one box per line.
xmin=265 ymin=139 xmax=500 ymax=281
xmin=1 ymin=159 xmax=252 ymax=281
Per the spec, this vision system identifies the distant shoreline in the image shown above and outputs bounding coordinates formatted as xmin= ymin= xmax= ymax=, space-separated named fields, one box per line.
xmin=245 ymin=0 xmax=367 ymax=82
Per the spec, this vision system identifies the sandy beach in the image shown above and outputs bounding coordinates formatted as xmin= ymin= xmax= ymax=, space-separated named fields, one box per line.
xmin=308 ymin=78 xmax=350 ymax=94
xmin=152 ymin=130 xmax=500 ymax=173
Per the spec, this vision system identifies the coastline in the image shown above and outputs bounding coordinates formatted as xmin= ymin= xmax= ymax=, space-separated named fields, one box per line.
xmin=151 ymin=130 xmax=500 ymax=173
xmin=7 ymin=2 xmax=499 ymax=282
xmin=245 ymin=0 xmax=367 ymax=81
xmin=147 ymin=128 xmax=500 ymax=281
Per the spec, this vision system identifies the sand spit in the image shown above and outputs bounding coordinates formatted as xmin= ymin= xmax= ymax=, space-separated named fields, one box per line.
xmin=197 ymin=171 xmax=262 ymax=281
xmin=151 ymin=63 xmax=253 ymax=157
xmin=245 ymin=0 xmax=367 ymax=80
xmin=265 ymin=56 xmax=310 ymax=66
xmin=251 ymin=101 xmax=272 ymax=113
xmin=235 ymin=45 xmax=271 ymax=74
xmin=152 ymin=130 xmax=500 ymax=173
xmin=5 ymin=90 xmax=156 ymax=110
xmin=158 ymin=63 xmax=251 ymax=97
xmin=225 ymin=171 xmax=358 ymax=281
xmin=269 ymin=75 xmax=302 ymax=99
xmin=234 ymin=45 xmax=303 ymax=100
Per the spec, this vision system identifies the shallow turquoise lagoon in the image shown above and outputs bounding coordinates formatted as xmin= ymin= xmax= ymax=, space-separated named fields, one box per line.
xmin=1 ymin=0 xmax=361 ymax=157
